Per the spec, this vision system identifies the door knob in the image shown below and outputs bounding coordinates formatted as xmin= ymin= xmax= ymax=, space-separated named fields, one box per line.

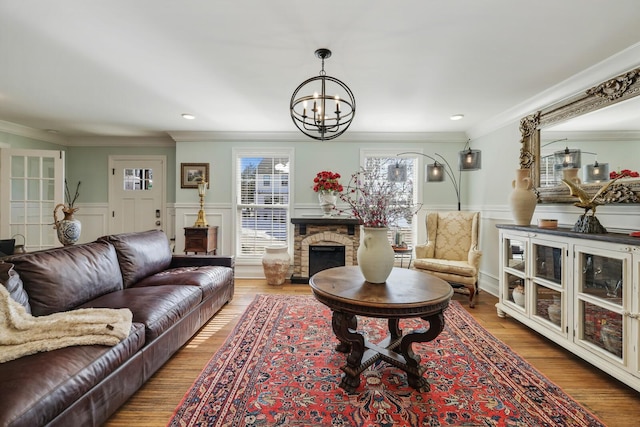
xmin=156 ymin=220 xmax=161 ymax=226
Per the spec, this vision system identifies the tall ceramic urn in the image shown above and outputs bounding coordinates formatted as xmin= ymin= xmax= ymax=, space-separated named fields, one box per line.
xmin=262 ymin=246 xmax=291 ymax=285
xmin=357 ymin=227 xmax=395 ymax=283
xmin=508 ymin=169 xmax=537 ymax=226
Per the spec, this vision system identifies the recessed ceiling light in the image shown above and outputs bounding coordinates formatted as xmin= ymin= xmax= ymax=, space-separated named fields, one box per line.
xmin=45 ymin=129 xmax=59 ymax=134
xmin=182 ymin=113 xmax=195 ymax=120
xmin=450 ymin=114 xmax=464 ymax=121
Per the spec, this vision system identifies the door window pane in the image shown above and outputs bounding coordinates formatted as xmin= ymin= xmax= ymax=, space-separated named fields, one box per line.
xmin=43 ymin=157 xmax=55 ymax=178
xmin=27 ymin=156 xmax=40 ymax=178
xmin=11 ymin=156 xmax=25 ymax=177
xmin=124 ymin=168 xmax=153 ymax=190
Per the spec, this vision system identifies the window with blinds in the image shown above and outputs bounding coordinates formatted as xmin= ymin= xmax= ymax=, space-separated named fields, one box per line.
xmin=362 ymin=154 xmax=419 ymax=250
xmin=235 ymin=151 xmax=291 ymax=258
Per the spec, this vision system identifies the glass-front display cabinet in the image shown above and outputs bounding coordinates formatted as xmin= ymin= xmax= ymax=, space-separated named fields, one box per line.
xmin=500 ymin=234 xmax=527 ymax=311
xmin=496 ymin=224 xmax=640 ymax=394
xmin=574 ymin=246 xmax=630 ymax=361
xmin=531 ymin=239 xmax=566 ymax=334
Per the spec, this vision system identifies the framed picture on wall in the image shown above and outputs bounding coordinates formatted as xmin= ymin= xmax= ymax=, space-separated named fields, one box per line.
xmin=181 ymin=163 xmax=210 ymax=188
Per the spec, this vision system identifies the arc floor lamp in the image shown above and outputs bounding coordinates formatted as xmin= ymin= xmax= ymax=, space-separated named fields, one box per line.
xmin=395 ymin=144 xmax=481 ymax=211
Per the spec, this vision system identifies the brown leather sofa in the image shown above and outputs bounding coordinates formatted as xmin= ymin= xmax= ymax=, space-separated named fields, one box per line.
xmin=0 ymin=230 xmax=234 ymax=427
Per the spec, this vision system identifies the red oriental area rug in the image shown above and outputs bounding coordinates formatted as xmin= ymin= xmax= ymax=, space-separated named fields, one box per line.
xmin=168 ymin=295 xmax=604 ymax=427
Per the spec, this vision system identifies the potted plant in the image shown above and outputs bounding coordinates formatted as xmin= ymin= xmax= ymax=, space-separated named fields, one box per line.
xmin=338 ymin=166 xmax=419 ymax=283
xmin=312 ymin=170 xmax=343 ymax=217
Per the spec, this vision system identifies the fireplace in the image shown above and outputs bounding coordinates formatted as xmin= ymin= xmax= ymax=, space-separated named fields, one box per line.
xmin=290 ymin=217 xmax=360 ymax=283
xmin=309 ymin=245 xmax=346 ymax=277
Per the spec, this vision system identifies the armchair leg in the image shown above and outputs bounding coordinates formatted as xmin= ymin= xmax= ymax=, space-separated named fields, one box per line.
xmin=467 ymin=284 xmax=477 ymax=308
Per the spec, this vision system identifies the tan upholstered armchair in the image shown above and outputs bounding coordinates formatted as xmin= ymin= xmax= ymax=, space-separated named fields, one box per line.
xmin=412 ymin=211 xmax=482 ymax=307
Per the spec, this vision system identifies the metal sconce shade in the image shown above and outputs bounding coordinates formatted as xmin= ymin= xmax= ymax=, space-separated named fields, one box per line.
xmin=585 ymin=162 xmax=609 ymax=183
xmin=426 ymin=163 xmax=445 ymax=182
xmin=387 ymin=163 xmax=407 ymax=182
xmin=459 ymin=149 xmax=481 ymax=171
xmin=554 ymin=147 xmax=581 ymax=168
xmin=290 ymin=49 xmax=356 ymax=141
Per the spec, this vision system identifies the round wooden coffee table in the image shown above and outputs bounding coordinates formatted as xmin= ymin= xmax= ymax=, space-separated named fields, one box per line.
xmin=309 ymin=266 xmax=453 ymax=393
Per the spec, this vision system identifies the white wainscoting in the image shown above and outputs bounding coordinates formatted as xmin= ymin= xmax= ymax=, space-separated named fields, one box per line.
xmin=72 ymin=203 xmax=176 ymax=245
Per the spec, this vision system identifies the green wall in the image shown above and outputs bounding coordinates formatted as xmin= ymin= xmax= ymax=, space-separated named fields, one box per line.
xmin=175 ymin=137 xmax=472 ymax=209
xmin=66 ymin=145 xmax=176 ymax=203
xmin=0 ymin=131 xmax=66 ymax=150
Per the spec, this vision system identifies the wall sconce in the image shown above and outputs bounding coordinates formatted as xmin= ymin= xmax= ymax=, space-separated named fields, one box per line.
xmin=387 ymin=162 xmax=407 ymax=182
xmin=459 ymin=140 xmax=481 ymax=171
xmin=193 ymin=180 xmax=208 ymax=227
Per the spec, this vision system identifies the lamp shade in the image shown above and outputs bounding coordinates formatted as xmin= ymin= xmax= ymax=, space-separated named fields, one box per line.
xmin=459 ymin=149 xmax=481 ymax=171
xmin=554 ymin=148 xmax=581 ymax=168
xmin=387 ymin=163 xmax=407 ymax=182
xmin=426 ymin=163 xmax=445 ymax=182
xmin=585 ymin=162 xmax=609 ymax=183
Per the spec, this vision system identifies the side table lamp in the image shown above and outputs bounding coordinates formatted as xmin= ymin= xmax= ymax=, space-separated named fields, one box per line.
xmin=193 ymin=180 xmax=208 ymax=227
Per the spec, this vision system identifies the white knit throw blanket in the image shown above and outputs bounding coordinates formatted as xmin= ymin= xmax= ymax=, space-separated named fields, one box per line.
xmin=0 ymin=285 xmax=133 ymax=363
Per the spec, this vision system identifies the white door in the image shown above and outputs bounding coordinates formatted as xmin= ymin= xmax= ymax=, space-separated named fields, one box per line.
xmin=0 ymin=148 xmax=64 ymax=251
xmin=108 ymin=156 xmax=166 ymax=234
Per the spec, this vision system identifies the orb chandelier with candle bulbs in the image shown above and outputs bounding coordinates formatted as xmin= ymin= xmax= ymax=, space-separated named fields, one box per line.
xmin=290 ymin=48 xmax=356 ymax=141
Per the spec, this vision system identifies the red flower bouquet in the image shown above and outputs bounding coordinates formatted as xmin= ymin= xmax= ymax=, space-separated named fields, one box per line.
xmin=610 ymin=169 xmax=640 ymax=179
xmin=313 ymin=171 xmax=343 ymax=193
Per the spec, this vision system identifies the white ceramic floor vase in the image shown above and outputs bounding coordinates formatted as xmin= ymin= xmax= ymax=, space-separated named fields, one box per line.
xmin=357 ymin=227 xmax=395 ymax=284
xmin=509 ymin=169 xmax=537 ymax=226
xmin=262 ymin=246 xmax=290 ymax=285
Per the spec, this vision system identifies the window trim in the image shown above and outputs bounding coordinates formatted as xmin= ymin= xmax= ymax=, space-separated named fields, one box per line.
xmin=360 ymin=148 xmax=421 ymax=248
xmin=232 ymin=147 xmax=294 ymax=261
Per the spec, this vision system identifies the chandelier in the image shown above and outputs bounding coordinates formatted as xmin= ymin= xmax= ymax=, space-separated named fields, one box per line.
xmin=290 ymin=48 xmax=356 ymax=141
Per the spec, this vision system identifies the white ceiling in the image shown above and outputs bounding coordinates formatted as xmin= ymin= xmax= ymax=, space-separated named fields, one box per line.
xmin=1 ymin=1 xmax=640 ymax=139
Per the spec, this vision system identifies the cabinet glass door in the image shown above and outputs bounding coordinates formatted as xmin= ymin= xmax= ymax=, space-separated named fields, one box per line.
xmin=502 ymin=235 xmax=527 ymax=311
xmin=531 ymin=239 xmax=566 ymax=333
xmin=575 ymin=247 xmax=629 ymax=361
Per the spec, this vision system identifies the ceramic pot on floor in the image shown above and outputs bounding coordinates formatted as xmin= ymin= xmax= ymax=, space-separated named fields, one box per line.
xmin=262 ymin=246 xmax=290 ymax=285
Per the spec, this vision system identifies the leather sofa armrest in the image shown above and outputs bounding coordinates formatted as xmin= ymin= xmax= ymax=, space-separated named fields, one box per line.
xmin=170 ymin=255 xmax=235 ymax=269
xmin=415 ymin=242 xmax=434 ymax=259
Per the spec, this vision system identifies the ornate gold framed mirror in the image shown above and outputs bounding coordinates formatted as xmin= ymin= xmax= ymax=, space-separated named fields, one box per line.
xmin=519 ymin=66 xmax=640 ymax=203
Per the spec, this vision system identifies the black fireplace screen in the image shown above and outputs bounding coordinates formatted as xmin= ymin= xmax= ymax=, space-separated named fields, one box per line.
xmin=309 ymin=245 xmax=345 ymax=277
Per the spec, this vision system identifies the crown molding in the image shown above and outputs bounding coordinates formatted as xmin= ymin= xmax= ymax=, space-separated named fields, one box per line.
xmin=467 ymin=41 xmax=640 ymax=139
xmin=65 ymin=135 xmax=175 ymax=147
xmin=542 ymin=130 xmax=640 ymax=142
xmin=0 ymin=119 xmax=68 ymax=145
xmin=168 ymin=130 xmax=468 ymax=144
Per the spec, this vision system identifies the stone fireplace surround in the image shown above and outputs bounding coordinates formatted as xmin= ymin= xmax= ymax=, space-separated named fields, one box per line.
xmin=291 ymin=217 xmax=361 ymax=283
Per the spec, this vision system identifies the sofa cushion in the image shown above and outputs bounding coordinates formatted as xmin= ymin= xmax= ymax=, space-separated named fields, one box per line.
xmin=0 ymin=262 xmax=31 ymax=314
xmin=0 ymin=322 xmax=145 ymax=427
xmin=101 ymin=230 xmax=172 ymax=288
xmin=78 ymin=285 xmax=202 ymax=341
xmin=4 ymin=241 xmax=123 ymax=316
xmin=133 ymin=266 xmax=234 ymax=300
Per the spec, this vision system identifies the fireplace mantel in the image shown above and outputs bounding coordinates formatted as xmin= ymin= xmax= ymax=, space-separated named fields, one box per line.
xmin=291 ymin=217 xmax=360 ymax=236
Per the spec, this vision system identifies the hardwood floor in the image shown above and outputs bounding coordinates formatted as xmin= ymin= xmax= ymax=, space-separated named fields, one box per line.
xmin=104 ymin=280 xmax=639 ymax=427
